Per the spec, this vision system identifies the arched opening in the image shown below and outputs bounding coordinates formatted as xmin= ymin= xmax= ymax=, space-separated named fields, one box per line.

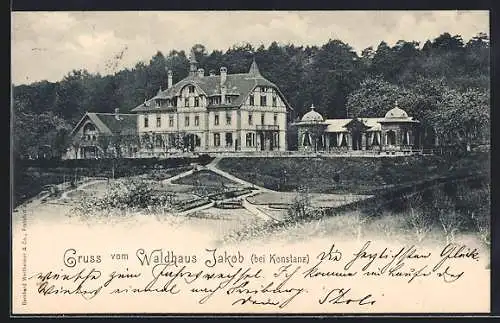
xmin=371 ymin=132 xmax=380 ymax=146
xmin=302 ymin=131 xmax=312 ymax=147
xmin=316 ymin=135 xmax=324 ymax=151
xmin=329 ymin=133 xmax=337 ymax=147
xmin=339 ymin=133 xmax=348 ymax=147
xmin=351 ymin=130 xmax=363 ymax=150
xmin=402 ymin=130 xmax=409 ymax=145
xmin=386 ymin=130 xmax=396 ymax=146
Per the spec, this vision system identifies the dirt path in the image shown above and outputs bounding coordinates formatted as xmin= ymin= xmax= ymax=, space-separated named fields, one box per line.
xmin=60 ymin=179 xmax=106 ymax=199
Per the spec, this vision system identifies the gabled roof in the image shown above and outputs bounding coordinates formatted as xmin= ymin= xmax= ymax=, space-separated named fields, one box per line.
xmin=131 ymin=61 xmax=293 ymax=112
xmin=324 ymin=119 xmax=350 ymax=132
xmin=70 ymin=112 xmax=137 ymax=137
xmin=95 ymin=113 xmax=137 ymax=135
xmin=324 ymin=118 xmax=384 ymax=132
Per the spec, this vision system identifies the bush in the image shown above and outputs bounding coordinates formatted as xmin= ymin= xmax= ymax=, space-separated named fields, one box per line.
xmin=73 ymin=178 xmax=175 ymax=216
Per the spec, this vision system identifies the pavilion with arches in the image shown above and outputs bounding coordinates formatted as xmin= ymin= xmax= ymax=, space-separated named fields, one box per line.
xmin=293 ymin=101 xmax=421 ymax=154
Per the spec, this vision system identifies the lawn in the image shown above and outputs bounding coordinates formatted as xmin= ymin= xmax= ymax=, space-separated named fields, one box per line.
xmin=217 ymin=152 xmax=490 ymax=194
xmin=172 ymin=169 xmax=242 ymax=188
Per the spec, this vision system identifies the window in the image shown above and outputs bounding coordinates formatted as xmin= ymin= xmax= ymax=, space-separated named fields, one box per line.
xmin=169 ymin=116 xmax=174 ymax=127
xmin=144 ymin=115 xmax=149 ymax=128
xmin=248 ymin=113 xmax=253 ymax=125
xmin=189 ymin=85 xmax=195 ymax=93
xmin=156 ymin=115 xmax=161 ymax=127
xmin=155 ymin=134 xmax=163 ymax=148
xmin=225 ymin=133 xmax=233 ymax=147
xmin=274 ymin=114 xmax=278 ymax=125
xmin=261 ymin=95 xmax=267 ymax=106
xmin=184 ymin=98 xmax=189 ymax=107
xmin=246 ymin=133 xmax=255 ymax=147
xmin=261 ymin=87 xmax=267 ymax=93
xmin=261 ymin=113 xmax=265 ymax=125
xmin=226 ymin=113 xmax=232 ymax=125
xmin=226 ymin=96 xmax=232 ymax=104
xmin=166 ymin=99 xmax=171 ymax=107
xmin=249 ymin=94 xmax=254 ymax=106
xmin=214 ymin=133 xmax=220 ymax=147
xmin=214 ymin=114 xmax=219 ymax=126
xmin=155 ymin=100 xmax=161 ymax=108
xmin=185 ymin=116 xmax=190 ymax=127
xmin=194 ymin=97 xmax=199 ymax=107
xmin=272 ymin=95 xmax=277 ymax=107
xmin=210 ymin=96 xmax=221 ymax=105
xmin=194 ymin=115 xmax=200 ymax=126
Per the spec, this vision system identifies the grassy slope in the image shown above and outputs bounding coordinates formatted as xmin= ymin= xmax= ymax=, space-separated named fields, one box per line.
xmin=217 ymin=152 xmax=490 ymax=194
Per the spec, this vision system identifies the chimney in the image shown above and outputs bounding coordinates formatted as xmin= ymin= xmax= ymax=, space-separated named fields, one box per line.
xmin=189 ymin=48 xmax=198 ymax=76
xmin=221 ymin=85 xmax=226 ymax=105
xmin=220 ymin=66 xmax=227 ymax=86
xmin=167 ymin=70 xmax=173 ymax=89
xmin=114 ymin=108 xmax=120 ymax=120
xmin=197 ymin=68 xmax=204 ymax=78
xmin=209 ymin=70 xmax=215 ymax=76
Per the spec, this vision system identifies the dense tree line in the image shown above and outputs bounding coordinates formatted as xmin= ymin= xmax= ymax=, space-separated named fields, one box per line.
xmin=12 ymin=32 xmax=489 ymax=158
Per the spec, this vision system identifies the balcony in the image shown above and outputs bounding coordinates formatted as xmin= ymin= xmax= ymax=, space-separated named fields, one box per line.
xmin=256 ymin=125 xmax=279 ymax=131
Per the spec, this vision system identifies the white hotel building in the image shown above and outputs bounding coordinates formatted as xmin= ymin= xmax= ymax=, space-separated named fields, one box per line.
xmin=131 ymin=54 xmax=293 ymax=154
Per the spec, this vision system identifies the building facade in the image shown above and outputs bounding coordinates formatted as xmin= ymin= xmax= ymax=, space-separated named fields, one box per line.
xmin=64 ymin=110 xmax=138 ymax=159
xmin=131 ymin=53 xmax=292 ymax=156
xmin=293 ymin=102 xmax=421 ymax=153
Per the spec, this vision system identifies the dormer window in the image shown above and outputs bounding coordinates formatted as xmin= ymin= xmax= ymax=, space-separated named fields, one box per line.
xmin=261 ymin=87 xmax=267 ymax=92
xmin=226 ymin=96 xmax=232 ymax=104
xmin=210 ymin=96 xmax=221 ymax=105
xmin=166 ymin=99 xmax=171 ymax=107
xmin=272 ymin=95 xmax=277 ymax=107
xmin=249 ymin=94 xmax=254 ymax=106
xmin=185 ymin=98 xmax=189 ymax=107
xmin=189 ymin=85 xmax=195 ymax=93
xmin=194 ymin=97 xmax=199 ymax=107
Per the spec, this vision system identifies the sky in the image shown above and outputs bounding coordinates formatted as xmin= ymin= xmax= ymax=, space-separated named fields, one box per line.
xmin=11 ymin=11 xmax=489 ymax=85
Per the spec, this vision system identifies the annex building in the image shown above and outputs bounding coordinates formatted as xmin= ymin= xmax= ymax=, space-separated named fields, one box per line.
xmin=65 ymin=111 xmax=137 ymax=159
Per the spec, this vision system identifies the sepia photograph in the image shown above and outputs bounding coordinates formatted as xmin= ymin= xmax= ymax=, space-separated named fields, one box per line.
xmin=11 ymin=10 xmax=491 ymax=315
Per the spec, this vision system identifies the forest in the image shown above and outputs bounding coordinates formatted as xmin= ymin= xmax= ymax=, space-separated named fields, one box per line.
xmin=12 ymin=32 xmax=490 ymax=159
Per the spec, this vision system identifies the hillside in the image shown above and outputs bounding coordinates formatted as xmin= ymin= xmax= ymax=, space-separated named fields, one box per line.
xmin=217 ymin=152 xmax=490 ymax=194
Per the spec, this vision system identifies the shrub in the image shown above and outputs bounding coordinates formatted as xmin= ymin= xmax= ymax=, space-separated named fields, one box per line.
xmin=72 ymin=178 xmax=175 ymax=216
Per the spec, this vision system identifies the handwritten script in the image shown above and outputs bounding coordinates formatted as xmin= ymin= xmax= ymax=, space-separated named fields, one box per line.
xmin=26 ymin=242 xmax=482 ymax=309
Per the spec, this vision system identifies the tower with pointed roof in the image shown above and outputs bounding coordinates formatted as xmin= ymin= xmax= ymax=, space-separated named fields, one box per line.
xmin=248 ymin=57 xmax=261 ymax=76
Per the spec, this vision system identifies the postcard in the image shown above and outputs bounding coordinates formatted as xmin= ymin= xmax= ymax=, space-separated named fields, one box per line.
xmin=11 ymin=10 xmax=491 ymax=315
